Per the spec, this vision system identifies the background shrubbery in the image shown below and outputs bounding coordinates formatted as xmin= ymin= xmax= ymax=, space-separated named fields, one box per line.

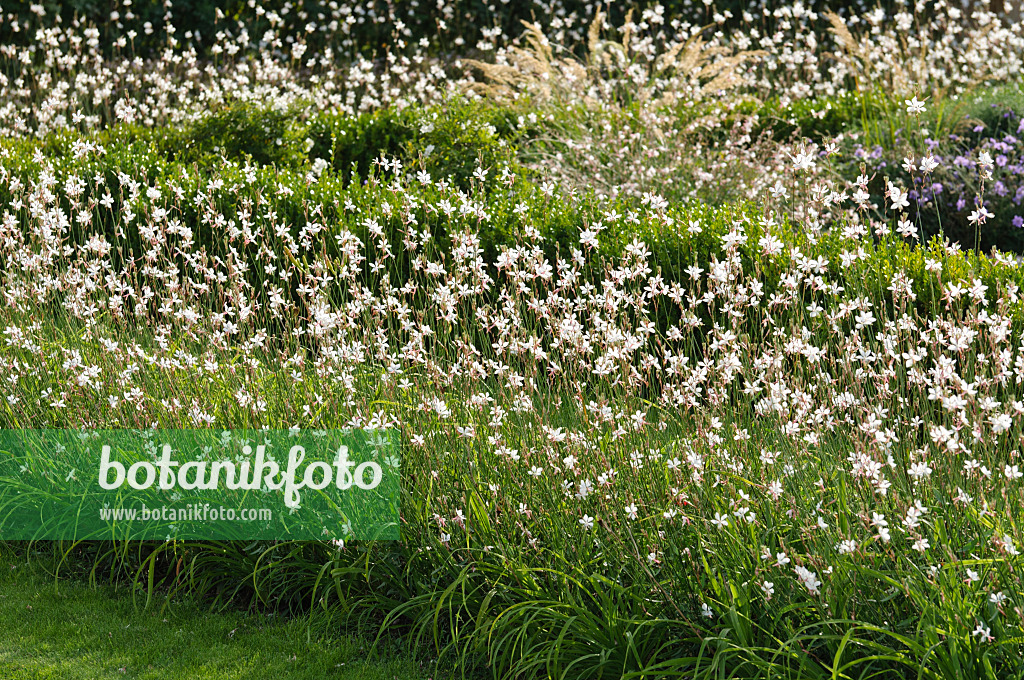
xmin=2 ymin=0 xmax=927 ymax=58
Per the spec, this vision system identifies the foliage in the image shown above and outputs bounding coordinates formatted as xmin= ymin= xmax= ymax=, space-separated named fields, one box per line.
xmin=0 ymin=550 xmax=427 ymax=680
xmin=166 ymin=102 xmax=311 ymax=169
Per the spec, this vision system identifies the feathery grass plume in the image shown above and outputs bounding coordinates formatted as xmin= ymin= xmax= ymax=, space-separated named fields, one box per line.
xmin=824 ymin=11 xmax=868 ymax=93
xmin=462 ymin=20 xmax=564 ymax=103
xmin=651 ymin=32 xmax=766 ymax=108
xmin=464 ymin=12 xmax=763 ymax=109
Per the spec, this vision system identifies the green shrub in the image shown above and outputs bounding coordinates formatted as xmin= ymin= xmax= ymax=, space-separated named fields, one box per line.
xmin=756 ymin=90 xmax=885 ymax=142
xmin=307 ymin=108 xmax=418 ymax=184
xmin=412 ymin=99 xmax=521 ymax=190
xmin=4 ymin=106 xmax=1022 ymax=332
xmin=162 ymin=103 xmax=310 ymax=170
xmin=310 ymin=100 xmax=522 ymax=190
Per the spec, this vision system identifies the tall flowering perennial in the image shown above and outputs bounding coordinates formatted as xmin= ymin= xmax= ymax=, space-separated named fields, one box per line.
xmin=3 ymin=147 xmax=1024 ymax=657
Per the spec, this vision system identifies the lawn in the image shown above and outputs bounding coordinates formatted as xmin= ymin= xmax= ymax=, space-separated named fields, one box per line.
xmin=0 ymin=554 xmax=427 ymax=680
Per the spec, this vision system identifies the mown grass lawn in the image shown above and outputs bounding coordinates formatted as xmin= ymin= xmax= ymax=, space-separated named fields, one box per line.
xmin=0 ymin=557 xmax=428 ymax=680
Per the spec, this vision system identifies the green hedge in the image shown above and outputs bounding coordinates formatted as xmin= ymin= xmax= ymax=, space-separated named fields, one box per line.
xmin=3 ymin=100 xmax=1023 ymax=336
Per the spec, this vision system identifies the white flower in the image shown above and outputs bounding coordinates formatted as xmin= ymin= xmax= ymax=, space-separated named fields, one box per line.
xmin=968 ymin=206 xmax=995 ymax=225
xmin=836 ymin=539 xmax=857 ymax=555
xmin=793 ymin=565 xmax=821 ymax=595
xmin=790 ymin=151 xmax=816 ymax=172
xmin=896 ymin=218 xmax=918 ymax=240
xmin=997 ymin=534 xmax=1021 ymax=556
xmin=576 ymin=479 xmax=593 ymax=499
xmin=579 ymin=514 xmax=595 ymax=530
xmin=908 ymin=461 xmax=932 ymax=481
xmin=855 ymin=310 xmax=876 ymax=329
xmin=905 ymin=96 xmax=926 ymax=114
xmin=887 ymin=182 xmax=910 ymax=211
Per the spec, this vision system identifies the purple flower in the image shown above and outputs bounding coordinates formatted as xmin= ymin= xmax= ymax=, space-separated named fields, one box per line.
xmin=931 ymin=182 xmax=944 ymax=195
xmin=997 ymin=155 xmax=1009 ymax=167
xmin=956 ymin=196 xmax=967 ymax=211
xmin=994 ymin=181 xmax=1008 ymax=197
xmin=974 ymin=125 xmax=985 ymax=133
xmin=1013 ymin=215 xmax=1024 ymax=228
